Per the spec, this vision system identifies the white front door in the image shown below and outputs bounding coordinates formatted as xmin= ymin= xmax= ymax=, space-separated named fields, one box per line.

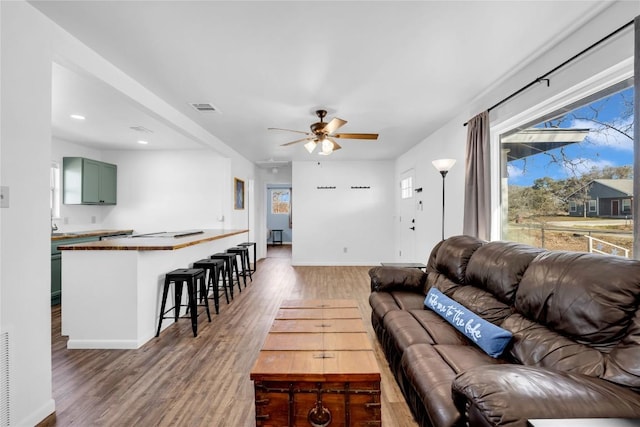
xmin=399 ymin=169 xmax=416 ymax=261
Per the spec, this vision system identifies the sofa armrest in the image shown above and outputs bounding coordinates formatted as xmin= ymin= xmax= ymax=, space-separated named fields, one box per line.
xmin=452 ymin=365 xmax=640 ymax=427
xmin=368 ymin=266 xmax=427 ymax=293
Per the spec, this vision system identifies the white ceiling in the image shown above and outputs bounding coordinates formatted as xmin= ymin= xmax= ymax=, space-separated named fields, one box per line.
xmin=32 ymin=1 xmax=607 ymax=164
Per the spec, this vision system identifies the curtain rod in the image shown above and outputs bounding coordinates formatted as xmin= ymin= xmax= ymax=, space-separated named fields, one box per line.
xmin=463 ymin=19 xmax=635 ymax=126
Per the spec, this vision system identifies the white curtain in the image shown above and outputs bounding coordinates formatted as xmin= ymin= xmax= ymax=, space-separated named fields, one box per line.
xmin=463 ymin=111 xmax=491 ymax=240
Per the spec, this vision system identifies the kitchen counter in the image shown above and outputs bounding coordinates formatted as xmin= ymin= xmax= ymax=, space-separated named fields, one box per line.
xmin=51 ymin=229 xmax=133 ymax=241
xmin=58 ymin=229 xmax=246 ymax=251
xmin=60 ymin=228 xmax=249 ymax=349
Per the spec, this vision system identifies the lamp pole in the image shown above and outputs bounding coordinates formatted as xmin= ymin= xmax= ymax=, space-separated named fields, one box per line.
xmin=432 ymin=159 xmax=456 ymax=241
xmin=439 ymin=170 xmax=447 ymax=241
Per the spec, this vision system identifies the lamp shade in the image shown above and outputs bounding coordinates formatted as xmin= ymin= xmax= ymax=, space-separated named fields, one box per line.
xmin=432 ymin=158 xmax=456 ymax=172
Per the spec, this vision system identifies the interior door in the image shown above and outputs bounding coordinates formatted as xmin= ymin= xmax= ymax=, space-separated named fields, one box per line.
xmin=399 ymin=169 xmax=416 ymax=261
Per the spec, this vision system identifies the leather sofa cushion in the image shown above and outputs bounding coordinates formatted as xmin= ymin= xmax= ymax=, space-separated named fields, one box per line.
xmin=452 ymin=365 xmax=640 ymax=426
xmin=433 ymin=235 xmax=485 ymax=286
xmin=401 ymin=343 xmax=462 ymax=427
xmin=402 ymin=344 xmax=504 ymax=427
xmin=369 ymin=290 xmax=424 ymax=324
xmin=383 ymin=310 xmax=435 ymax=354
xmin=516 ymin=251 xmax=640 ymax=346
xmin=369 ymin=266 xmax=427 ymax=293
xmin=465 ymin=241 xmax=543 ymax=305
xmin=434 ymin=344 xmax=508 ymax=374
xmin=449 ymin=285 xmax=512 ymax=325
xmin=503 ymin=313 xmax=604 ymax=376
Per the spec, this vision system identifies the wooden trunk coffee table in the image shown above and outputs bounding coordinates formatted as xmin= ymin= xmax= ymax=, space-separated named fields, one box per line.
xmin=250 ymin=299 xmax=381 ymax=426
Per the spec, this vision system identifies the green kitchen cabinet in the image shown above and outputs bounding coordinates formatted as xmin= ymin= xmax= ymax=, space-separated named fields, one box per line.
xmin=63 ymin=157 xmax=117 ymax=205
xmin=51 ymin=253 xmax=62 ymax=305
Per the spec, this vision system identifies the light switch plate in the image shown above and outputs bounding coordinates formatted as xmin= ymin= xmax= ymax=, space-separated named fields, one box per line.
xmin=0 ymin=186 xmax=9 ymax=208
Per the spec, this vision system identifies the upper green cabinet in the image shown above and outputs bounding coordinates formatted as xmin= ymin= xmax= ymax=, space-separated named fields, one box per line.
xmin=63 ymin=157 xmax=117 ymax=205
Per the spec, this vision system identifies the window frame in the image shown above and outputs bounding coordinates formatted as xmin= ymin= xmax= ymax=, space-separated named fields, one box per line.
xmin=490 ymin=58 xmax=634 ymax=241
xmin=400 ymin=176 xmax=413 ymax=199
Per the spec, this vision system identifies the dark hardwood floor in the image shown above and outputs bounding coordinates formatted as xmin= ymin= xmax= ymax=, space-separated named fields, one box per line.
xmin=51 ymin=245 xmax=418 ymax=426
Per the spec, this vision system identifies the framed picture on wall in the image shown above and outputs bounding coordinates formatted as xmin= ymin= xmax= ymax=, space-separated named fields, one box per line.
xmin=234 ymin=178 xmax=245 ymax=210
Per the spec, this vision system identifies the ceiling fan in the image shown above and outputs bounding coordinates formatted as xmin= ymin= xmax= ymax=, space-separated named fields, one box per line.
xmin=269 ymin=109 xmax=378 ymax=155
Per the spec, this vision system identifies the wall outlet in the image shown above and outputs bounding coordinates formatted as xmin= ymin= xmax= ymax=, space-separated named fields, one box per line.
xmin=64 ymin=217 xmax=69 ymax=225
xmin=91 ymin=216 xmax=97 ymax=224
xmin=343 ymin=247 xmax=348 ymax=253
xmin=217 ymin=215 xmax=225 ymax=222
xmin=0 ymin=186 xmax=9 ymax=208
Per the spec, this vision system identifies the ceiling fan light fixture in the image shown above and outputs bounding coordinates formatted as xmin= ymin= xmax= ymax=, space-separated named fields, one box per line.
xmin=304 ymin=140 xmax=318 ymax=153
xmin=321 ymin=139 xmax=334 ymax=155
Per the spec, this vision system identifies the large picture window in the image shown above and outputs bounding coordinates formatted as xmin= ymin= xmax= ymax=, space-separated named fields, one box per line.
xmin=501 ymin=84 xmax=634 ymax=257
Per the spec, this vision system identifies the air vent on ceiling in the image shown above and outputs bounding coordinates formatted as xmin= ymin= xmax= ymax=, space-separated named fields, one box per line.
xmin=190 ymin=103 xmax=218 ymax=113
xmin=129 ymin=125 xmax=153 ymax=134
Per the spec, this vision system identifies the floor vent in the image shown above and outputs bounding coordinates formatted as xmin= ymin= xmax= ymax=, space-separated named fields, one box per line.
xmin=190 ymin=103 xmax=218 ymax=113
xmin=0 ymin=331 xmax=10 ymax=426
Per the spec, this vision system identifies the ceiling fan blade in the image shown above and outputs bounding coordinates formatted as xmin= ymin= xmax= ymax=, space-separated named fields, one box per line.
xmin=280 ymin=136 xmax=314 ymax=146
xmin=322 ymin=117 xmax=347 ymax=134
xmin=268 ymin=127 xmax=310 ymax=135
xmin=328 ymin=137 xmax=342 ymax=151
xmin=333 ymin=132 xmax=378 ymax=140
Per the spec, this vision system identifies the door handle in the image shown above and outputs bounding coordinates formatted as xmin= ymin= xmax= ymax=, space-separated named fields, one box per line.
xmin=410 ymin=226 xmax=415 ymax=231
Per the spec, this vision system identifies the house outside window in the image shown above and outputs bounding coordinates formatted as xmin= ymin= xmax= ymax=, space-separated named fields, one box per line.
xmin=622 ymin=199 xmax=631 ymax=213
xmin=569 ymin=201 xmax=577 ymax=212
xmin=589 ymin=200 xmax=597 ymax=213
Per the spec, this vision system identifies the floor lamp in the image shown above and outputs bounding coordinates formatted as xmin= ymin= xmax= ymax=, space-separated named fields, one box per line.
xmin=432 ymin=159 xmax=456 ymax=241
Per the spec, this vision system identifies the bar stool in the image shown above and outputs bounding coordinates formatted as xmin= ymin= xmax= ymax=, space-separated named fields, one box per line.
xmin=237 ymin=242 xmax=257 ymax=273
xmin=156 ymin=268 xmax=210 ymax=338
xmin=193 ymin=258 xmax=228 ymax=314
xmin=227 ymin=246 xmax=252 ymax=286
xmin=211 ymin=253 xmax=242 ymax=298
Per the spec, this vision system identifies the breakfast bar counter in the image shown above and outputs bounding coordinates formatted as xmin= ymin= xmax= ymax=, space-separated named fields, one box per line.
xmin=59 ymin=229 xmax=248 ymax=349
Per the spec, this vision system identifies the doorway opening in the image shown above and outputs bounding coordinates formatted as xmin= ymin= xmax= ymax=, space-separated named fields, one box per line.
xmin=266 ymin=184 xmax=292 ymax=258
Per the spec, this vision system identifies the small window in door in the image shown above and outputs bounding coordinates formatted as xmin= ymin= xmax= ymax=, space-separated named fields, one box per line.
xmin=401 ymin=177 xmax=413 ymax=199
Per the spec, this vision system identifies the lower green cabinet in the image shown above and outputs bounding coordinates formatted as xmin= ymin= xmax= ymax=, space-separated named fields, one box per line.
xmin=51 ymin=253 xmax=62 ymax=305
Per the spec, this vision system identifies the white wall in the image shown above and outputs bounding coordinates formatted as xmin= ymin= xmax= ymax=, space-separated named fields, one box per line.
xmin=292 ymin=161 xmax=394 ymax=265
xmin=0 ymin=2 xmax=56 ymax=425
xmin=394 ymin=0 xmax=639 ymax=262
xmin=100 ymin=149 xmax=231 ymax=233
xmin=396 ymin=121 xmax=467 ymax=262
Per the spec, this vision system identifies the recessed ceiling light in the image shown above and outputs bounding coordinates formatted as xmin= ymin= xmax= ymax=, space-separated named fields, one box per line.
xmin=137 ymin=140 xmax=149 ymax=145
xmin=70 ymin=114 xmax=85 ymax=120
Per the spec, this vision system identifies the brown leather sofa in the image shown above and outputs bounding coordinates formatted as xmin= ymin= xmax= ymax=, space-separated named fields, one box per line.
xmin=369 ymin=235 xmax=640 ymax=427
